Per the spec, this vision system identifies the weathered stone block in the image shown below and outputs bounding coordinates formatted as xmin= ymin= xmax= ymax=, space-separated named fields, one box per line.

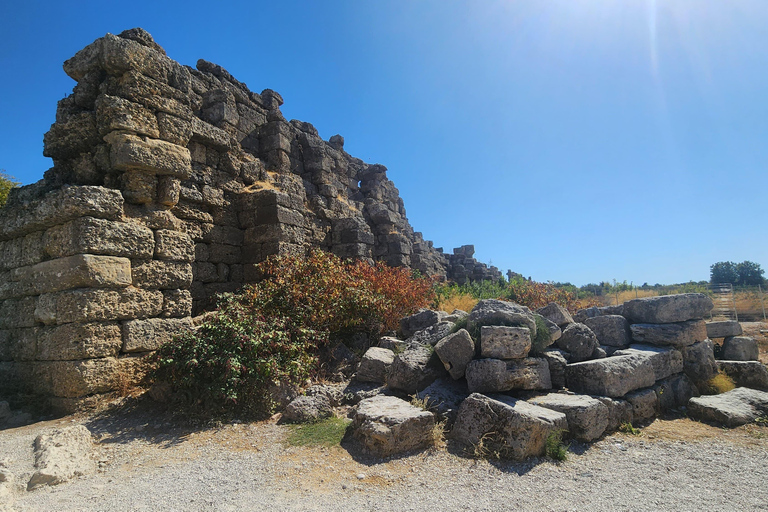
xmin=96 ymin=95 xmax=159 ymax=138
xmin=43 ymin=112 xmax=99 ymax=159
xmin=584 ymin=315 xmax=631 ymax=348
xmin=681 ymin=340 xmax=717 ymax=383
xmin=528 ymin=393 xmax=609 ymax=441
xmin=654 ymin=374 xmax=699 ymax=411
xmin=0 ymin=297 xmax=38 ymax=329
xmin=623 ymin=293 xmax=714 ymax=324
xmin=451 ymin=393 xmax=568 ymax=460
xmin=565 ymin=355 xmax=656 ymax=398
xmin=595 ymin=397 xmax=634 ymax=433
xmin=35 ymin=288 xmax=163 ymax=325
xmin=120 ymin=170 xmax=157 ymax=204
xmin=688 ymin=387 xmax=768 ymax=427
xmin=0 ymin=328 xmax=38 ymax=361
xmin=207 ymin=244 xmax=242 ymax=264
xmin=107 ymin=132 xmax=191 ymax=178
xmin=556 ymin=323 xmax=598 ymax=362
xmin=387 ymin=344 xmax=446 ymax=394
xmin=536 ymin=302 xmax=574 ymax=328
xmin=717 ymin=361 xmax=768 ymax=390
xmin=351 ymin=396 xmax=435 ymax=457
xmin=434 ymin=329 xmax=475 ymax=379
xmin=122 ymin=317 xmax=194 ymax=352
xmin=625 ymin=388 xmax=658 ymax=423
xmin=480 ymin=325 xmax=531 ymax=359
xmin=157 ymin=176 xmax=181 ymax=208
xmin=465 ymin=357 xmax=551 ymax=393
xmin=540 ymin=348 xmax=569 ymax=389
xmin=613 ymin=344 xmax=683 ymax=381
xmin=47 ymin=358 xmax=118 ymax=398
xmin=468 ymin=299 xmax=537 ymax=336
xmin=706 ymin=321 xmax=743 ymax=339
xmin=43 ymin=217 xmax=154 ymax=259
xmin=154 ymin=230 xmax=195 ymax=262
xmin=630 ymin=320 xmax=706 ymax=348
xmin=721 ymin=336 xmax=759 ymax=361
xmin=131 ymin=260 xmax=193 ymax=289
xmin=161 ymin=289 xmax=192 ymax=318
xmin=356 ymin=347 xmax=395 ymax=384
xmin=10 ymin=255 xmax=132 ymax=295
xmin=157 ymin=112 xmax=192 ymax=146
xmin=37 ymin=322 xmax=122 ymax=361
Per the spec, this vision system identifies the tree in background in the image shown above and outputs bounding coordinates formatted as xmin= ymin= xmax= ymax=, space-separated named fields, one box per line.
xmin=0 ymin=170 xmax=20 ymax=207
xmin=710 ymin=260 xmax=765 ymax=286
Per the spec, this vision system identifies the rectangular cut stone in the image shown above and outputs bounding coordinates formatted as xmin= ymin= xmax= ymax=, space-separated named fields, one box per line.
xmin=35 ymin=288 xmax=163 ymax=325
xmin=0 ymin=186 xmax=123 ymax=242
xmin=107 ymin=132 xmax=191 ymax=178
xmin=132 ymin=260 xmax=193 ymax=289
xmin=629 ymin=320 xmax=706 ymax=348
xmin=46 ymin=358 xmax=119 ymax=398
xmin=706 ymin=321 xmax=743 ymax=339
xmin=10 ymin=255 xmax=132 ymax=295
xmin=0 ymin=327 xmax=38 ymax=361
xmin=0 ymin=232 xmax=45 ymax=271
xmin=565 ymin=355 xmax=656 ymax=398
xmin=480 ymin=326 xmax=531 ymax=359
xmin=465 ymin=357 xmax=551 ymax=393
xmin=202 ymin=225 xmax=244 ymax=245
xmin=527 ymin=393 xmax=610 ymax=442
xmin=0 ymin=297 xmax=38 ymax=328
xmin=584 ymin=315 xmax=631 ymax=348
xmin=190 ymin=117 xmax=231 ymax=150
xmin=96 ymin=94 xmax=159 ymax=138
xmin=154 ymin=230 xmax=195 ymax=261
xmin=207 ymin=244 xmax=242 ymax=264
xmin=37 ymin=322 xmax=122 ymax=360
xmin=622 ymin=293 xmax=713 ymax=324
xmin=122 ymin=317 xmax=194 ymax=352
xmin=113 ymin=71 xmax=193 ymax=119
xmin=614 ymin=344 xmax=684 ymax=381
xmin=161 ymin=289 xmax=193 ymax=317
xmin=43 ymin=217 xmax=154 ymax=259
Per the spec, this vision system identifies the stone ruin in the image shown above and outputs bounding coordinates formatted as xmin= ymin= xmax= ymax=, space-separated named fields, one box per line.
xmin=321 ymin=293 xmax=768 ymax=458
xmin=0 ymin=28 xmax=502 ymax=411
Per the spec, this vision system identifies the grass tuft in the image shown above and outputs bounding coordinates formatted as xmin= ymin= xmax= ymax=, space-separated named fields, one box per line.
xmin=699 ymin=372 xmax=736 ymax=395
xmin=619 ymin=422 xmax=642 ymax=436
xmin=545 ymin=430 xmax=569 ymax=461
xmin=286 ymin=416 xmax=351 ymax=447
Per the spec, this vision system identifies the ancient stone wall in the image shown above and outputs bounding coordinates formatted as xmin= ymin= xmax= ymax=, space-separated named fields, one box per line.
xmin=0 ymin=28 xmax=500 ymax=409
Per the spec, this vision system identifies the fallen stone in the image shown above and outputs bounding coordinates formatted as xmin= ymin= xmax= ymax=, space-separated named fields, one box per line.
xmin=480 ymin=325 xmax=531 ymax=359
xmin=654 ymin=374 xmax=699 ymax=411
xmin=706 ymin=321 xmax=743 ymax=339
xmin=584 ymin=315 xmax=631 ymax=348
xmin=687 ymin=387 xmax=768 ymax=427
xmin=622 ymin=293 xmax=714 ymax=324
xmin=387 ymin=344 xmax=446 ymax=394
xmin=717 ymin=361 xmax=768 ymax=390
xmin=378 ymin=336 xmax=406 ymax=352
xmin=465 ymin=357 xmax=551 ymax=393
xmin=451 ymin=393 xmax=568 ymax=460
xmin=406 ymin=321 xmax=455 ymax=347
xmin=536 ymin=302 xmax=574 ymax=328
xmin=629 ymin=320 xmax=707 ymax=348
xmin=721 ymin=336 xmax=759 ymax=361
xmin=28 ymin=425 xmax=95 ymax=490
xmin=339 ymin=381 xmax=389 ymax=406
xmin=527 ymin=392 xmax=609 ymax=441
xmin=533 ymin=313 xmax=561 ymax=347
xmin=282 ymin=394 xmax=333 ymax=423
xmin=434 ymin=329 xmax=475 ymax=379
xmin=681 ymin=340 xmax=718 ymax=383
xmin=625 ymin=388 xmax=658 ymax=423
xmin=540 ymin=349 xmax=569 ymax=389
xmin=356 ymin=347 xmax=395 ymax=384
xmin=565 ymin=355 xmax=655 ymax=398
xmin=400 ymin=309 xmax=445 ymax=338
xmin=595 ymin=396 xmax=634 ymax=433
xmin=556 ymin=323 xmax=598 ymax=362
xmin=613 ymin=344 xmax=683 ymax=381
xmin=468 ymin=299 xmax=536 ymax=337
xmin=351 ymin=395 xmax=435 ymax=457
xmin=415 ymin=377 xmax=469 ymax=427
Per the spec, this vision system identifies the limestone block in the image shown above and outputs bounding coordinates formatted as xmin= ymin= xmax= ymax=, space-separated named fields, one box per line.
xmin=43 ymin=217 xmax=154 ymax=259
xmin=706 ymin=321 xmax=743 ymax=339
xmin=161 ymin=289 xmax=192 ymax=318
xmin=400 ymin=309 xmax=444 ymax=338
xmin=0 ymin=232 xmax=45 ymax=272
xmin=157 ymin=176 xmax=181 ymax=208
xmin=378 ymin=336 xmax=406 ymax=352
xmin=35 ymin=288 xmax=163 ymax=325
xmin=415 ymin=378 xmax=469 ymax=427
xmin=47 ymin=358 xmax=119 ymax=397
xmin=540 ymin=349 xmax=569 ymax=389
xmin=107 ymin=132 xmax=191 ymax=178
xmin=533 ymin=313 xmax=561 ymax=346
xmin=625 ymin=388 xmax=658 ymax=423
xmin=536 ymin=302 xmax=574 ymax=328
xmin=131 ymin=260 xmax=193 ymax=289
xmin=0 ymin=186 xmax=123 ymax=242
xmin=629 ymin=320 xmax=707 ymax=348
xmin=0 ymin=328 xmax=38 ymax=361
xmin=721 ymin=336 xmax=759 ymax=361
xmin=208 ymin=244 xmax=242 ymax=264
xmin=120 ymin=170 xmax=157 ymax=204
xmin=0 ymin=297 xmax=38 ymax=329
xmin=613 ymin=344 xmax=683 ymax=381
xmin=688 ymin=387 xmax=768 ymax=427
xmin=468 ymin=299 xmax=537 ymax=336
xmin=37 ymin=322 xmax=122 ymax=360
xmin=99 ymin=33 xmax=170 ymax=80
xmin=434 ymin=329 xmax=475 ymax=379
xmin=565 ymin=355 xmax=656 ymax=398
xmin=595 ymin=397 xmax=634 ymax=433
xmin=681 ymin=340 xmax=717 ymax=383
xmin=451 ymin=393 xmax=568 ymax=460
xmin=351 ymin=396 xmax=435 ymax=457
xmin=622 ymin=293 xmax=713 ymax=324
xmin=465 ymin=357 xmax=551 ymax=393
xmin=283 ymin=394 xmax=333 ymax=423
xmin=122 ymin=317 xmax=194 ymax=352
xmin=95 ymin=95 xmax=159 ymax=138
xmin=584 ymin=315 xmax=631 ymax=348
xmin=10 ymin=255 xmax=131 ymax=295
xmin=528 ymin=393 xmax=609 ymax=441
xmin=27 ymin=425 xmax=95 ymax=490
xmin=157 ymin=112 xmax=192 ymax=146
xmin=154 ymin=230 xmax=195 ymax=262
xmin=480 ymin=325 xmax=531 ymax=359
xmin=202 ymin=225 xmax=244 ymax=246
xmin=717 ymin=361 xmax=768 ymax=390
xmin=356 ymin=347 xmax=395 ymax=384
xmin=386 ymin=344 xmax=446 ymax=394
xmin=556 ymin=323 xmax=599 ymax=362
xmin=654 ymin=374 xmax=699 ymax=411
xmin=43 ymin=112 xmax=99 ymax=159
xmin=190 ymin=117 xmax=231 ymax=150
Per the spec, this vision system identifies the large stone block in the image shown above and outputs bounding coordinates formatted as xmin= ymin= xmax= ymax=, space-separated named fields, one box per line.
xmin=0 ymin=327 xmax=38 ymax=361
xmin=43 ymin=112 xmax=99 ymax=159
xmin=480 ymin=325 xmax=531 ymax=359
xmin=37 ymin=322 xmax=122 ymax=360
xmin=451 ymin=393 xmax=568 ymax=460
xmin=527 ymin=393 xmax=609 ymax=441
xmin=131 ymin=260 xmax=193 ymax=289
xmin=154 ymin=230 xmax=195 ymax=262
xmin=386 ymin=344 xmax=446 ymax=394
xmin=10 ymin=255 xmax=132 ymax=295
xmin=629 ymin=320 xmax=706 ymax=348
xmin=688 ymin=387 xmax=768 ymax=427
xmin=706 ymin=321 xmax=743 ymax=339
xmin=654 ymin=374 xmax=699 ymax=411
xmin=161 ymin=289 xmax=193 ymax=317
xmin=595 ymin=396 xmax=633 ymax=433
xmin=465 ymin=357 xmax=551 ymax=393
xmin=613 ymin=344 xmax=683 ymax=381
xmin=625 ymin=388 xmax=658 ymax=423
xmin=681 ymin=340 xmax=717 ymax=383
xmin=536 ymin=302 xmax=574 ymax=328
xmin=0 ymin=297 xmax=38 ymax=329
xmin=43 ymin=217 xmax=154 ymax=259
xmin=106 ymin=132 xmax=191 ymax=178
xmin=717 ymin=361 xmax=768 ymax=390
xmin=565 ymin=355 xmax=656 ymax=398
xmin=468 ymin=300 xmax=537 ymax=337
xmin=0 ymin=186 xmax=123 ymax=242
xmin=35 ymin=288 xmax=163 ymax=325
xmin=0 ymin=232 xmax=46 ymax=271
xmin=122 ymin=317 xmax=194 ymax=352
xmin=556 ymin=323 xmax=598 ymax=362
xmin=540 ymin=349 xmax=569 ymax=389
xmin=46 ymin=358 xmax=119 ymax=398
xmin=96 ymin=94 xmax=159 ymax=138
xmin=399 ymin=309 xmax=444 ymax=338
xmin=584 ymin=315 xmax=631 ymax=348
xmin=351 ymin=395 xmax=435 ymax=457
xmin=434 ymin=329 xmax=475 ymax=379
xmin=622 ymin=293 xmax=713 ymax=324
xmin=721 ymin=336 xmax=759 ymax=361
xmin=355 ymin=347 xmax=395 ymax=384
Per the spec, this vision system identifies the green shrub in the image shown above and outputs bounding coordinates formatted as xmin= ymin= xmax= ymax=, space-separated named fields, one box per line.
xmin=545 ymin=430 xmax=569 ymax=461
xmin=531 ymin=315 xmax=551 ymax=354
xmin=0 ymin=171 xmax=19 ymax=208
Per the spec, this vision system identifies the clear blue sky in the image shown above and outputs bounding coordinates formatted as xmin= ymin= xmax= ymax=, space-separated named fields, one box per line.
xmin=1 ymin=1 xmax=766 ymax=286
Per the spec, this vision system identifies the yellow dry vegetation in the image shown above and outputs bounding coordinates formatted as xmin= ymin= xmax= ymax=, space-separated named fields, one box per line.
xmin=438 ymin=293 xmax=478 ymax=314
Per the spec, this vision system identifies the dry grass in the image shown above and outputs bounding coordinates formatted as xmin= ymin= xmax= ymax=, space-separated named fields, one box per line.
xmin=438 ymin=293 xmax=478 ymax=314
xmin=600 ymin=289 xmax=658 ymax=306
xmin=699 ymin=372 xmax=736 ymax=395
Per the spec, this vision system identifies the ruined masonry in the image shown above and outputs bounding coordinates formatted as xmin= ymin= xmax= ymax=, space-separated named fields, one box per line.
xmin=0 ymin=28 xmax=501 ymax=411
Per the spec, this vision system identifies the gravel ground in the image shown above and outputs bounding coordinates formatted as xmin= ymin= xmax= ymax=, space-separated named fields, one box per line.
xmin=2 ymin=397 xmax=768 ymax=512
